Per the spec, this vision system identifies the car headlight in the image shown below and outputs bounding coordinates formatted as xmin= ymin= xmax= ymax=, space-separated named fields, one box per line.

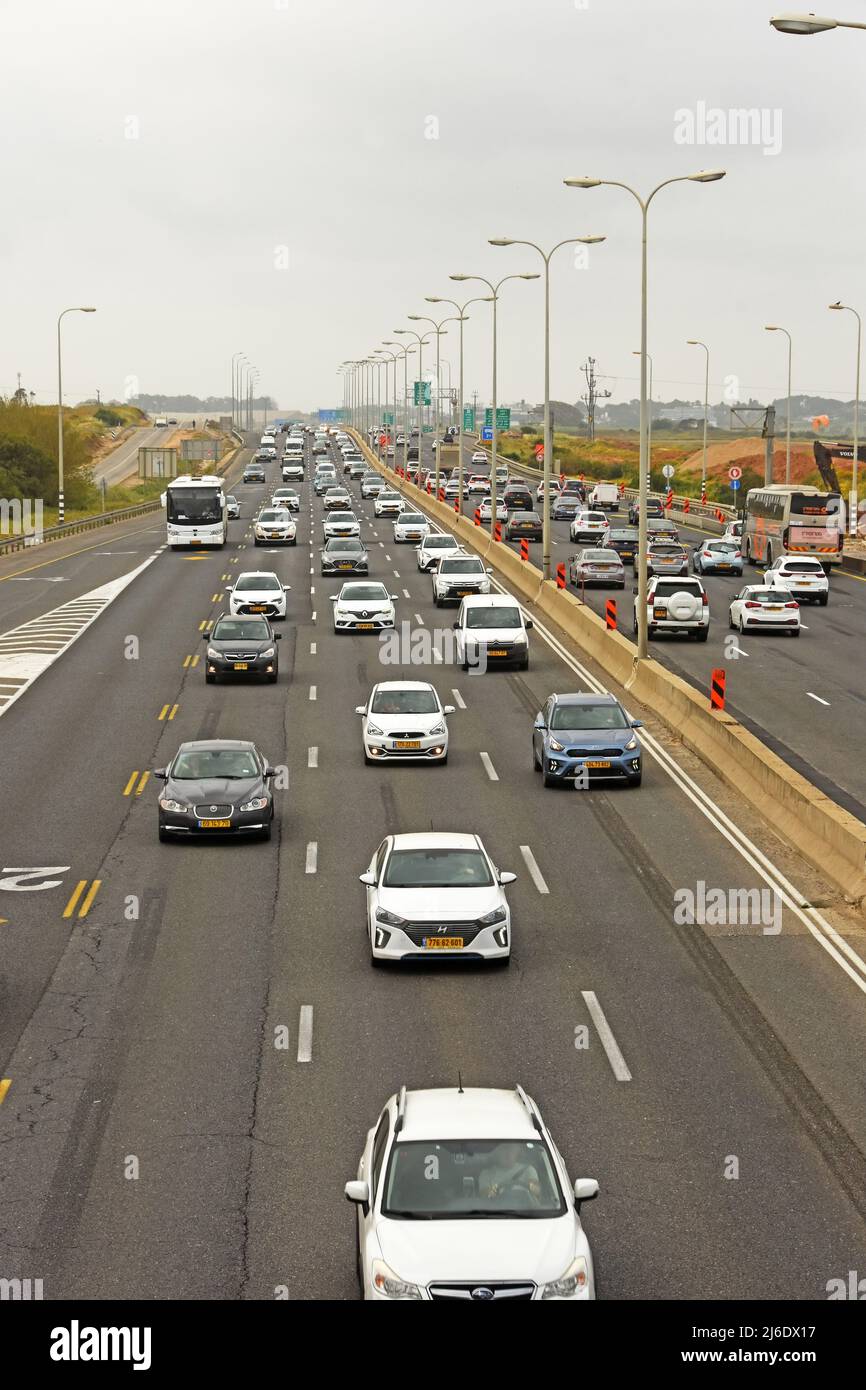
xmin=206 ymin=647 xmax=220 ymax=659
xmin=371 ymin=1260 xmax=422 ymax=1300
xmin=159 ymin=798 xmax=189 ymax=813
xmin=624 ymin=736 xmax=638 ymax=752
xmin=261 ymin=647 xmax=276 ymax=659
xmin=366 ymin=723 xmax=384 ymax=736
xmin=541 ymin=1256 xmax=589 ymax=1299
xmin=428 ymin=723 xmax=446 ymax=736
xmin=477 ymin=907 xmax=506 ymax=926
xmin=548 ymin=736 xmax=565 ymax=752
xmin=239 ymin=796 xmax=269 ymax=812
xmin=376 ymin=907 xmax=408 ymax=928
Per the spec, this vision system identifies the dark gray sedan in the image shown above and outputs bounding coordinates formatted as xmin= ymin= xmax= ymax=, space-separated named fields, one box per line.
xmin=155 ymin=739 xmax=276 ymax=842
xmin=321 ymin=536 xmax=369 ymax=575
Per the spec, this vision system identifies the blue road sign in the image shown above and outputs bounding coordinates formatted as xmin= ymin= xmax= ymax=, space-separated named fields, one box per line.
xmin=481 ymin=426 xmax=493 ymax=441
xmin=730 ymin=478 xmax=741 ymax=491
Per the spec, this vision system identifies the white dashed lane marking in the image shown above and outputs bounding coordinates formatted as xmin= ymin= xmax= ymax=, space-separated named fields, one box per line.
xmin=519 ymin=845 xmax=549 ymax=895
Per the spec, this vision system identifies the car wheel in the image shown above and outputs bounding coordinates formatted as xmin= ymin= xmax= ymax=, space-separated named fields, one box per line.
xmin=790 ymin=628 xmax=801 ymax=637
xmin=490 ymin=955 xmax=511 ymax=969
xmin=532 ymin=741 xmax=541 ymax=771
xmin=370 ymin=945 xmax=385 ymax=969
xmin=695 ymin=628 xmax=709 ymax=642
xmin=259 ymin=822 xmax=272 ymax=842
xmin=267 ymin=672 xmax=278 ymax=683
xmin=819 ymin=594 xmax=828 ymax=606
xmin=738 ymin=617 xmax=746 ymax=634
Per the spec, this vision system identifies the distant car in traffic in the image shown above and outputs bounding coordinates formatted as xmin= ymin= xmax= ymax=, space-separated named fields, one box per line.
xmin=645 ymin=542 xmax=689 ymax=578
xmin=569 ymin=511 xmax=610 ymax=544
xmin=330 ymin=581 xmax=397 ymax=632
xmin=431 ymin=553 xmax=492 ymax=605
xmin=355 ymin=682 xmax=454 ymax=765
xmin=569 ymin=547 xmax=625 ymax=588
xmin=225 ymin=495 xmax=240 ymax=520
xmin=323 ymin=509 xmax=361 ymax=539
xmin=636 ymin=575 xmax=709 ymax=641
xmin=320 ymin=536 xmax=369 ymax=575
xmin=763 ymin=556 xmax=829 ymax=605
xmin=533 ymin=692 xmax=643 ymax=788
xmin=728 ymin=585 xmax=801 ymax=636
xmin=692 ymin=538 xmax=743 ymax=575
xmin=253 ymin=508 xmax=296 ymax=546
xmin=225 ymin=570 xmax=290 ymax=619
xmin=606 ymin=526 xmax=639 ymax=563
xmin=393 ymin=511 xmax=429 ymax=544
xmin=505 ymin=510 xmax=543 ymax=542
xmin=417 ymin=532 xmax=461 ymax=571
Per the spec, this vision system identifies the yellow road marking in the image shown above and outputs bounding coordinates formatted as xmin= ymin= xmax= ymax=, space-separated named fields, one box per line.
xmin=167 ymin=703 xmax=178 ymax=720
xmin=183 ymin=555 xmax=209 ymax=560
xmin=158 ymin=704 xmax=169 ymax=720
xmin=0 ymin=1079 xmax=11 ymax=1105
xmin=78 ymin=880 xmax=102 ymax=917
xmin=190 ymin=654 xmax=199 ymax=668
xmin=136 ymin=771 xmax=150 ymax=795
xmin=122 ymin=771 xmax=138 ymax=796
xmin=62 ymin=880 xmax=87 ymax=918
xmin=211 ymin=593 xmax=220 ymax=602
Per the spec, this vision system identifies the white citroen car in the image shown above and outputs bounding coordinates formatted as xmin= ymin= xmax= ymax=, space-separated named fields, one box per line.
xmin=345 ymin=1084 xmax=599 ymax=1299
xmin=360 ymin=832 xmax=515 ymax=964
xmin=330 ymin=581 xmax=397 ymax=632
xmin=356 ymin=682 xmax=454 ymax=764
xmin=225 ymin=571 xmax=290 ymax=620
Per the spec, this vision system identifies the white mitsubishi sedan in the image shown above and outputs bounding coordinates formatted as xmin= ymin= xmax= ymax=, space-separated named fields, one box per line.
xmin=360 ymin=832 xmax=515 ymax=964
xmin=345 ymin=1084 xmax=599 ymax=1300
xmin=356 ymin=682 xmax=454 ymax=764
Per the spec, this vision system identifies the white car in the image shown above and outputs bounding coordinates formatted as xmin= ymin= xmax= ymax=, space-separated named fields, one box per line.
xmin=361 ymin=475 xmax=385 ymax=498
xmin=417 ymin=532 xmax=461 ymax=571
xmin=346 ymin=1084 xmax=599 ymax=1298
xmin=536 ymin=481 xmax=560 ymax=502
xmin=330 ymin=581 xmax=397 ymax=632
xmin=393 ymin=511 xmax=430 ymax=544
xmin=356 ymin=682 xmax=454 ymax=764
xmin=637 ymin=576 xmax=709 ymax=641
xmin=569 ymin=510 xmax=610 ymax=544
xmin=454 ymin=593 xmax=533 ymax=671
xmin=432 ymin=553 xmax=492 ymax=605
xmin=721 ymin=520 xmax=743 ymax=545
xmin=479 ymin=497 xmax=508 ymax=523
xmin=359 ymin=832 xmax=516 ymax=964
xmin=323 ymin=510 xmax=361 ymax=539
xmin=270 ymin=487 xmax=300 ymax=512
xmin=281 ymin=462 xmax=304 ymax=482
xmin=471 ymin=450 xmax=488 ymax=465
xmin=226 ymin=495 xmax=240 ymax=520
xmin=763 ymin=556 xmax=829 ymax=605
xmin=323 ymin=487 xmax=352 ymax=511
xmin=467 ymin=475 xmax=491 ymax=495
xmin=728 ymin=585 xmax=801 ymax=636
xmin=253 ymin=507 xmax=297 ymax=545
xmin=444 ymin=478 xmax=469 ymax=499
xmin=374 ymin=490 xmax=404 ymax=517
xmin=225 ymin=570 xmax=290 ymax=620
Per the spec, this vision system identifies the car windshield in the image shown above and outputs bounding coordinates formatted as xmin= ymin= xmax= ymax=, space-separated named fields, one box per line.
xmin=514 ymin=512 xmax=540 ymax=522
xmin=708 ymin=542 xmax=738 ymax=553
xmin=399 ymin=514 xmax=425 ymax=524
xmin=211 ymin=619 xmax=270 ymax=640
xmin=550 ymin=702 xmax=628 ymax=731
xmin=326 ymin=539 xmax=361 ymax=552
xmin=744 ymin=590 xmax=782 ymax=603
xmin=171 ymin=748 xmax=259 ymax=779
xmin=610 ymin=530 xmax=638 ymax=541
xmin=440 ymin=558 xmax=484 ymax=574
xmin=259 ymin=511 xmax=288 ymax=523
xmin=382 ymin=1139 xmax=565 ymax=1219
xmin=329 ymin=511 xmax=357 ymax=522
xmin=340 ymin=584 xmax=387 ymax=600
xmin=371 ymin=689 xmax=439 ymax=715
xmin=582 ymin=513 xmax=606 ymax=523
xmin=235 ymin=574 xmax=280 ymax=592
xmin=464 ymin=605 xmax=522 ymax=629
xmin=165 ymin=487 xmax=223 ymax=524
xmin=383 ymin=847 xmax=493 ymax=888
xmin=425 ymin=537 xmax=457 ymax=550
xmin=650 ymin=545 xmax=684 ymax=556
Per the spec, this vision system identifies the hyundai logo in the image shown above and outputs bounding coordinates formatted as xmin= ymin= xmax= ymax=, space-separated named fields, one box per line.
xmin=470 ymin=1286 xmax=495 ymax=1301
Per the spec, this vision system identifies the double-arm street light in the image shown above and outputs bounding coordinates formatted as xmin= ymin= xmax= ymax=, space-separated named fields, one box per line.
xmin=449 ymin=272 xmax=540 ymax=531
xmin=771 ymin=12 xmax=866 ymax=34
xmin=765 ymin=325 xmax=793 ymax=482
xmin=231 ymin=352 xmax=245 ymax=432
xmin=687 ymin=340 xmax=710 ymax=496
xmin=829 ymin=301 xmax=862 ymax=534
xmin=489 ymin=237 xmax=605 ymax=577
xmin=565 ymin=171 xmax=725 ymax=657
xmin=424 ymin=295 xmax=493 ymax=498
xmin=382 ymin=342 xmax=417 ymax=472
xmin=57 ymin=306 xmax=96 ymax=524
xmin=408 ymin=313 xmax=456 ymax=494
xmin=394 ymin=328 xmax=434 ymax=474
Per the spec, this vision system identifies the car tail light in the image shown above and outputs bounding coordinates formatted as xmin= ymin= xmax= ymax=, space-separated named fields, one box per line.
xmin=784 ymin=601 xmax=799 ymax=609
xmin=701 ymin=592 xmax=708 ymax=605
xmin=744 ymin=601 xmax=761 ymax=609
xmin=734 ymin=552 xmax=742 ymax=559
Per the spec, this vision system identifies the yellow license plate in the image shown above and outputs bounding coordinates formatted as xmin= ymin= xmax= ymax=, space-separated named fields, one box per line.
xmin=233 ymin=662 xmax=249 ymax=670
xmin=653 ymin=607 xmax=666 ymax=618
xmin=767 ymin=606 xmax=783 ymax=611
xmin=487 ymin=649 xmax=507 ymax=656
xmin=396 ymin=740 xmax=421 ymax=749
xmin=199 ymin=818 xmax=231 ymax=829
xmin=338 ymin=563 xmax=353 ymax=569
xmin=249 ymin=605 xmax=266 ymax=612
xmin=356 ymin=622 xmax=375 ymax=630
xmin=424 ymin=937 xmax=463 ymax=949
xmin=584 ymin=761 xmax=611 ymax=769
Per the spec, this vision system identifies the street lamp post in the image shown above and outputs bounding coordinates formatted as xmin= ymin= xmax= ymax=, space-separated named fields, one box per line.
xmin=489 ymin=238 xmax=605 ymax=577
xmin=449 ymin=272 xmax=539 ymax=532
xmin=632 ymin=350 xmax=654 ymax=480
xmin=395 ymin=329 xmax=433 ymax=478
xmin=765 ymin=325 xmax=793 ymax=483
xmin=231 ymin=352 xmax=245 ymax=431
xmin=383 ymin=342 xmax=416 ymax=472
xmin=830 ymin=301 xmax=861 ymax=535
xmin=57 ymin=306 xmax=96 ymax=524
xmin=424 ymin=295 xmax=493 ymax=500
xmin=687 ymin=340 xmax=710 ymax=496
xmin=409 ymin=314 xmax=458 ymax=494
xmin=565 ymin=171 xmax=725 ymax=656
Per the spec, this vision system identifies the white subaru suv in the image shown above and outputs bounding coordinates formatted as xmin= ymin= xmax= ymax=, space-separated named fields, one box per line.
xmin=345 ymin=1085 xmax=599 ymax=1300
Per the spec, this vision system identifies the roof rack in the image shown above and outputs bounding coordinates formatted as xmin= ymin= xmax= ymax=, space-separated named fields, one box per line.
xmin=515 ymin=1084 xmax=543 ymax=1134
xmin=393 ymin=1085 xmax=407 ymax=1135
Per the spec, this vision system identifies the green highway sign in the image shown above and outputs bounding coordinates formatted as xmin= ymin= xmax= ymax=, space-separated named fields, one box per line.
xmin=383 ymin=412 xmax=394 ymax=425
xmin=463 ymin=407 xmax=476 ymax=430
xmin=413 ymin=381 xmax=432 ymax=406
xmin=484 ymin=407 xmax=511 ymax=429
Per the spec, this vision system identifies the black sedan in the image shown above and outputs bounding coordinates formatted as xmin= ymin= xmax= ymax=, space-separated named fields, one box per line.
xmin=503 ymin=486 xmax=533 ymax=512
xmin=155 ymin=739 xmax=276 ymax=842
xmin=203 ymin=613 xmax=281 ymax=684
xmin=320 ymin=537 xmax=369 ymax=575
xmin=606 ymin=527 xmax=640 ymax=564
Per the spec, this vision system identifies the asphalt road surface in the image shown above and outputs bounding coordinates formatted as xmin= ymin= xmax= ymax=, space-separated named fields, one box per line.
xmin=1 ymin=429 xmax=865 ymax=1301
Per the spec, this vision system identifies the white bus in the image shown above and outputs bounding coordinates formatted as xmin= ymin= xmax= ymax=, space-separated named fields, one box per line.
xmin=743 ymin=484 xmax=844 ymax=569
xmin=163 ymin=475 xmax=227 ymax=548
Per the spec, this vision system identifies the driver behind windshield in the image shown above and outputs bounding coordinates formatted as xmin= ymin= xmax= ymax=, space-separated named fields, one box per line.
xmin=478 ymin=1142 xmax=541 ymax=1201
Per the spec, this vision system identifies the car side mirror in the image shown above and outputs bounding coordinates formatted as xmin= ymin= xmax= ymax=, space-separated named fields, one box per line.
xmin=525 ymin=619 xmax=534 ymax=630
xmin=274 ymin=633 xmax=282 ymax=640
xmin=574 ymin=1178 xmax=599 ymax=1208
xmin=442 ymin=705 xmax=455 ymax=715
xmin=632 ymin=586 xmax=639 ymax=596
xmin=390 ymin=594 xmax=398 ymax=601
xmin=452 ymin=621 xmax=460 ymax=629
xmin=224 ymin=585 xmax=233 ymax=591
xmin=534 ymin=716 xmax=546 ymax=729
xmin=358 ymin=872 xmax=376 ymax=886
xmin=630 ymin=719 xmax=643 ymax=728
xmin=355 ymin=706 xmax=367 ymax=715
xmin=499 ymin=871 xmax=517 ymax=886
xmin=329 ymin=594 xmax=339 ymax=601
xmin=201 ymin=631 xmax=210 ymax=640
xmin=344 ymin=1180 xmax=370 ymax=1212
xmin=263 ymin=767 xmax=276 ymax=778
xmin=153 ymin=769 xmax=167 ymax=780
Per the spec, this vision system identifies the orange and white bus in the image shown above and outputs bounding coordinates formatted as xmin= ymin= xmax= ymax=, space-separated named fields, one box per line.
xmin=743 ymin=484 xmax=844 ymax=569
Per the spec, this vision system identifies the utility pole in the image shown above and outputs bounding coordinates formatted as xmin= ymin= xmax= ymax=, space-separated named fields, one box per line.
xmin=581 ymin=356 xmax=611 ymax=442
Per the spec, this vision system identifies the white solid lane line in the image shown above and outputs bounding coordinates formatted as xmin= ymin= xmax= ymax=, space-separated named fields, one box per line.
xmin=519 ymin=845 xmax=549 ymax=895
xmin=581 ymin=991 xmax=633 ymax=1082
xmin=479 ymin=751 xmax=499 ymax=782
xmin=451 ymin=688 xmax=467 ymax=709
xmin=305 ymin=842 xmax=318 ymax=874
xmin=807 ymin=692 xmax=830 ymax=706
xmin=297 ymin=1005 xmax=313 ymax=1063
xmin=308 ymin=747 xmax=318 ymax=768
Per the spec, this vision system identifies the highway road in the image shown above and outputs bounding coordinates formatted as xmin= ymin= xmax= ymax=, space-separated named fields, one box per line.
xmin=394 ymin=433 xmax=866 ymax=822
xmin=92 ymin=425 xmax=177 ymax=488
xmin=1 ymin=429 xmax=865 ymax=1301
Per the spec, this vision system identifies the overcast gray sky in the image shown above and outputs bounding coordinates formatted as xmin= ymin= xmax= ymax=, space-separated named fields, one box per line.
xmin=3 ymin=0 xmax=865 ymax=413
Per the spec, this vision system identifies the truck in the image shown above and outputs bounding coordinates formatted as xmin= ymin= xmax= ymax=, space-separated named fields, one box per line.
xmin=588 ymin=482 xmax=619 ymax=511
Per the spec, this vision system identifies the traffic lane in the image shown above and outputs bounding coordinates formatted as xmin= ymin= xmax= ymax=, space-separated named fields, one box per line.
xmin=242 ymin=556 xmax=866 ymax=1299
xmin=91 ymin=426 xmax=172 ymax=486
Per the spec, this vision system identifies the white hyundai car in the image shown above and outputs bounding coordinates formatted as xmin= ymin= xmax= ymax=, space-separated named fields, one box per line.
xmin=393 ymin=510 xmax=430 ymax=544
xmin=374 ymin=490 xmax=404 ymax=517
xmin=345 ymin=1084 xmax=599 ymax=1299
xmin=323 ymin=510 xmax=361 ymax=539
xmin=330 ymin=581 xmax=397 ymax=632
xmin=356 ymin=682 xmax=454 ymax=764
xmin=417 ymin=532 xmax=461 ymax=571
xmin=763 ymin=555 xmax=829 ymax=605
xmin=359 ymin=832 xmax=515 ymax=964
xmin=728 ymin=585 xmax=801 ymax=635
xmin=225 ymin=571 xmax=290 ymax=620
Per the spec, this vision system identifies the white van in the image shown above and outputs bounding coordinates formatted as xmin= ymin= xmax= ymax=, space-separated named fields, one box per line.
xmin=453 ymin=593 xmax=533 ymax=671
xmin=588 ymin=482 xmax=619 ymax=510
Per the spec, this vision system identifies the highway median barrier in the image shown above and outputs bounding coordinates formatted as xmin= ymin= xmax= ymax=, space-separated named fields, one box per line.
xmin=348 ymin=427 xmax=866 ymax=902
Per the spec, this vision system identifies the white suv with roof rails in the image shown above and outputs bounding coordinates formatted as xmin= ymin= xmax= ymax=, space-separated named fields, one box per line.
xmin=432 ymin=553 xmax=492 ymax=605
xmin=763 ymin=555 xmax=830 ymax=605
xmin=636 ymin=575 xmax=710 ymax=641
xmin=346 ymin=1084 xmax=599 ymax=1300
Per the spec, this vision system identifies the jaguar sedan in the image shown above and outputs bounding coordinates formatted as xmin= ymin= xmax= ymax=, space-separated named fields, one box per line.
xmin=155 ymin=739 xmax=276 ymax=842
xmin=321 ymin=537 xmax=369 ymax=575
xmin=330 ymin=581 xmax=397 ymax=632
xmin=203 ymin=613 xmax=281 ymax=683
xmin=356 ymin=681 xmax=454 ymax=764
xmin=360 ymin=832 xmax=516 ymax=964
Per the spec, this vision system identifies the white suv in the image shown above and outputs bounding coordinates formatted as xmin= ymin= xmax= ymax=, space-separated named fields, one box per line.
xmin=636 ymin=575 xmax=709 ymax=641
xmin=432 ymin=553 xmax=492 ymax=605
xmin=345 ymin=1084 xmax=599 ymax=1299
xmin=417 ymin=532 xmax=461 ymax=571
xmin=763 ymin=555 xmax=829 ymax=605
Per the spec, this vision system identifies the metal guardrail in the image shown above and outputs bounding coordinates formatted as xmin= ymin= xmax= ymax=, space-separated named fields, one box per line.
xmin=0 ymin=499 xmax=163 ymax=557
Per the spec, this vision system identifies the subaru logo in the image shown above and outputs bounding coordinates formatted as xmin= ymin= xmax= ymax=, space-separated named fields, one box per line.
xmin=470 ymin=1287 xmax=494 ymax=1301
